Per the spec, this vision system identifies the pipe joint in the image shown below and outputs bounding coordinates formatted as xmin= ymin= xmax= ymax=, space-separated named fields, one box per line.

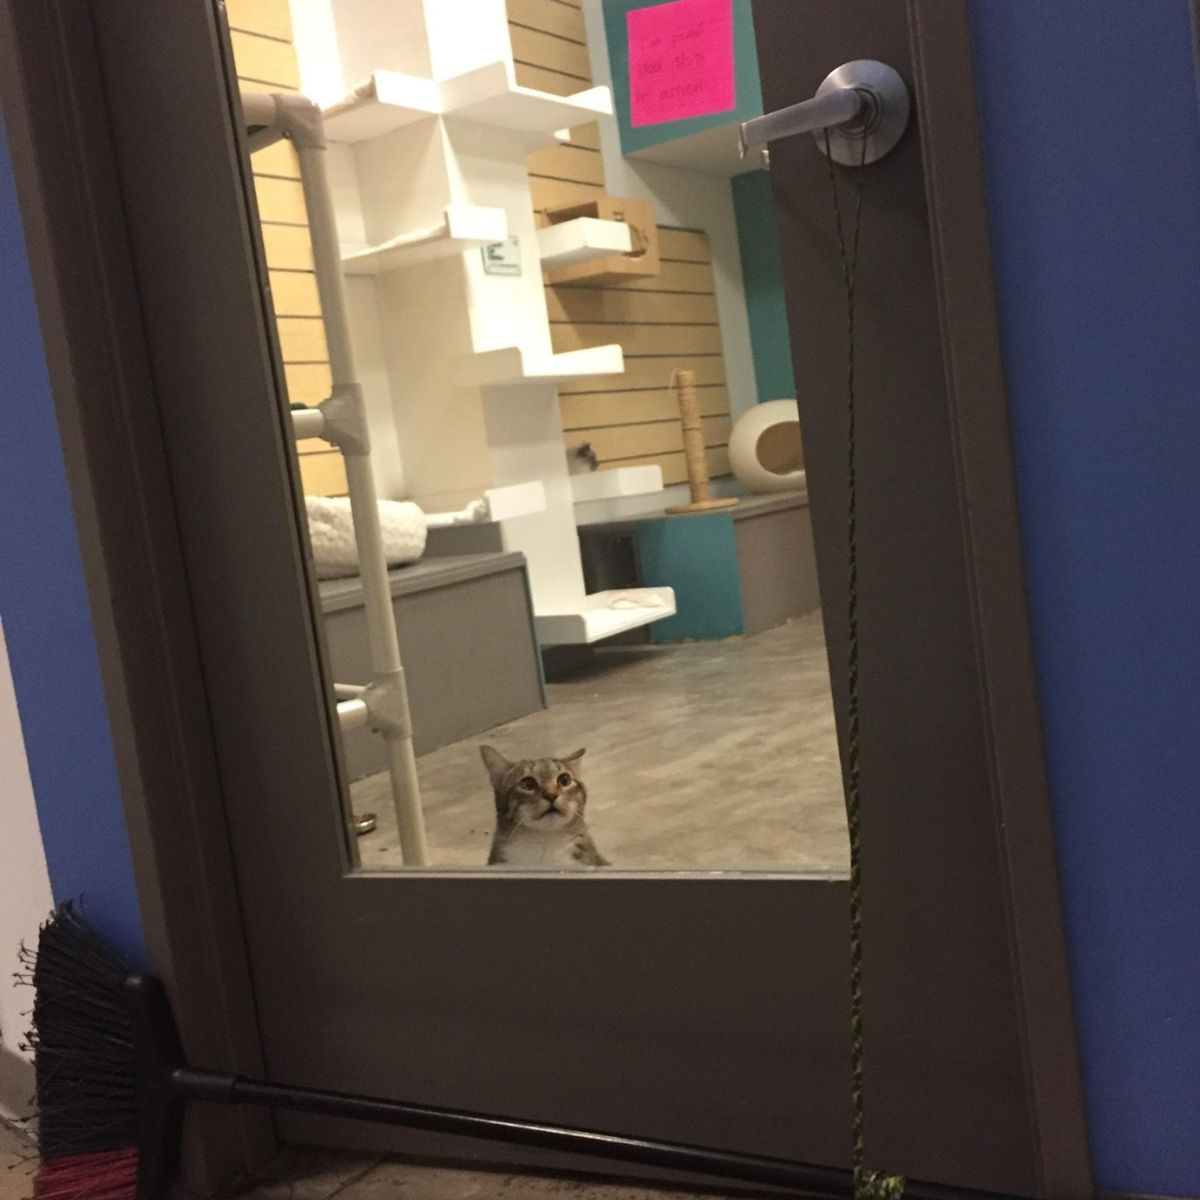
xmin=319 ymin=384 xmax=371 ymax=455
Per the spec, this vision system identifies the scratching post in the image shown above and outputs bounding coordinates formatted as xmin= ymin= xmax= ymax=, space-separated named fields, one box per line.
xmin=665 ymin=369 xmax=739 ymax=515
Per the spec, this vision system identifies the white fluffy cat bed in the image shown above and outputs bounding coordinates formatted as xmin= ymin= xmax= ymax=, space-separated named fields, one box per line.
xmin=305 ymin=495 xmax=427 ymax=580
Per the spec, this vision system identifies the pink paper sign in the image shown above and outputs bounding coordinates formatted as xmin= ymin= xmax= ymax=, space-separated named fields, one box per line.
xmin=627 ymin=0 xmax=735 ymax=128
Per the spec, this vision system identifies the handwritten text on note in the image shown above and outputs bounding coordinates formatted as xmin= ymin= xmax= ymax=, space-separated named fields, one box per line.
xmin=627 ymin=0 xmax=735 ymax=128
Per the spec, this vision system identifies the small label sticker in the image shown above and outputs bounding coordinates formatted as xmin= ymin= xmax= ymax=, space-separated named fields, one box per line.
xmin=481 ymin=237 xmax=522 ymax=277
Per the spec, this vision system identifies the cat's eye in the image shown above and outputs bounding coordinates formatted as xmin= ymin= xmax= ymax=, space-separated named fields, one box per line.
xmin=519 ymin=776 xmax=538 ymax=791
xmin=557 ymin=773 xmax=572 ymax=787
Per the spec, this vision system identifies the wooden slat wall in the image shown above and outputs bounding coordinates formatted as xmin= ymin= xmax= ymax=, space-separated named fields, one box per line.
xmin=508 ymin=0 xmax=604 ymax=218
xmin=227 ymin=0 xmax=346 ymax=495
xmin=505 ymin=0 xmax=733 ymax=482
xmin=557 ymin=228 xmax=732 ymax=485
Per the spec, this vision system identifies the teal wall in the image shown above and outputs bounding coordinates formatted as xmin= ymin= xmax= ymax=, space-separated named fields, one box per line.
xmin=731 ymin=169 xmax=796 ymax=401
xmin=603 ymin=0 xmax=763 ymax=156
xmin=637 ymin=515 xmax=745 ymax=641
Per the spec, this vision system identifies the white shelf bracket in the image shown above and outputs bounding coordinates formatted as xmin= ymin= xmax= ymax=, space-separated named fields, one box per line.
xmin=362 ymin=668 xmax=416 ymax=740
xmin=318 ymin=383 xmax=372 ymax=455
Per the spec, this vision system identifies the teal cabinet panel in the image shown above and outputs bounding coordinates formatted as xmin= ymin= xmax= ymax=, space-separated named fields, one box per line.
xmin=636 ymin=513 xmax=745 ymax=641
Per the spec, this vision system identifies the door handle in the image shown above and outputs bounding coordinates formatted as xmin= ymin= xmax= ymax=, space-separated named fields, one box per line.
xmin=739 ymin=59 xmax=910 ymax=166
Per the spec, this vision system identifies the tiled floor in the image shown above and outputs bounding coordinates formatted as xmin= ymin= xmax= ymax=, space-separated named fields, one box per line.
xmin=354 ymin=615 xmax=849 ymax=873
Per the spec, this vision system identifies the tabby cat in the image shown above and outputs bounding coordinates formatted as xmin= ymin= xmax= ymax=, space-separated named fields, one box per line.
xmin=481 ymin=745 xmax=608 ymax=867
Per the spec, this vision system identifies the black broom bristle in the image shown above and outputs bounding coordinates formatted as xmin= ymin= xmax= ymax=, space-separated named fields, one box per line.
xmin=17 ymin=902 xmax=139 ymax=1161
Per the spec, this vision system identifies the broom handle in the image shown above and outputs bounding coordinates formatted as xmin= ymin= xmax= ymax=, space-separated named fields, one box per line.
xmin=175 ymin=1066 xmax=832 ymax=1192
xmin=170 ymin=1067 xmax=1026 ymax=1200
xmin=134 ymin=965 xmax=1006 ymax=1200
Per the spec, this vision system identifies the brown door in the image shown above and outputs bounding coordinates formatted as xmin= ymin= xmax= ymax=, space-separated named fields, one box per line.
xmin=1 ymin=0 xmax=1090 ymax=1196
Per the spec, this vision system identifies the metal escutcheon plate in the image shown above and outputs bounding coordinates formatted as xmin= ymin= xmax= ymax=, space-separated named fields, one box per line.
xmin=814 ymin=60 xmax=910 ymax=166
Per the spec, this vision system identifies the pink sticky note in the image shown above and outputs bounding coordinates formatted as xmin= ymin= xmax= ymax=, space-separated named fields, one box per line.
xmin=627 ymin=0 xmax=735 ymax=128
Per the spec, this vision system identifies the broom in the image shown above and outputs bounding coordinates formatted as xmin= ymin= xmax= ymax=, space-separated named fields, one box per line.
xmin=19 ymin=903 xmax=1022 ymax=1200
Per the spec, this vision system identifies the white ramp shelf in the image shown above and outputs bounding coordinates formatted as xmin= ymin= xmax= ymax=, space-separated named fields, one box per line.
xmin=570 ymin=465 xmax=664 ymax=504
xmin=323 ymin=63 xmax=612 ymax=147
xmin=322 ymin=72 xmax=441 ymax=141
xmin=342 ymin=205 xmax=508 ymax=274
xmin=438 ymin=62 xmax=611 ymax=136
xmin=537 ymin=218 xmax=632 ymax=270
xmin=456 ymin=344 xmax=624 ymax=388
xmin=535 ymin=588 xmax=677 ymax=645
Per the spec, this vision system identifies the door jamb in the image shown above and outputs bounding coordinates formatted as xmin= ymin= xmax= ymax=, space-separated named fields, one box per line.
xmin=0 ymin=0 xmax=276 ymax=1186
xmin=905 ymin=4 xmax=1092 ymax=1192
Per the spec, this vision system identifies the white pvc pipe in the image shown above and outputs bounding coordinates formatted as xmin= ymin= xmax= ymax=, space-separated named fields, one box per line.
xmin=294 ymin=134 xmax=429 ymax=867
xmin=291 ymin=407 xmax=326 ymax=441
xmin=337 ymin=698 xmax=370 ymax=731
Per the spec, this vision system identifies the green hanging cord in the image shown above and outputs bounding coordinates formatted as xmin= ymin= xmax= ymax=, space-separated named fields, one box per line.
xmin=822 ymin=129 xmax=906 ymax=1200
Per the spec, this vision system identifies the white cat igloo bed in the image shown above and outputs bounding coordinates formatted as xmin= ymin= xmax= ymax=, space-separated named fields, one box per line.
xmin=728 ymin=399 xmax=807 ymax=494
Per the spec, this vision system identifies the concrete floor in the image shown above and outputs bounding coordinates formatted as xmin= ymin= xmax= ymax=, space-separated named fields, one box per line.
xmin=0 ymin=1123 xmax=773 ymax=1200
xmin=353 ymin=615 xmax=849 ymax=872
xmin=239 ymin=1147 xmax=773 ymax=1200
xmin=0 ymin=1123 xmax=32 ymax=1200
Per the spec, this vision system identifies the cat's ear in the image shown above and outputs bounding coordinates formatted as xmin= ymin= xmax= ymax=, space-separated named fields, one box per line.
xmin=480 ymin=744 xmax=511 ymax=788
xmin=562 ymin=748 xmax=586 ymax=775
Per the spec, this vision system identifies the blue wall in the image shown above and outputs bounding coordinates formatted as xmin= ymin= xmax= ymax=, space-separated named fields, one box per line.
xmin=969 ymin=2 xmax=1200 ymax=1194
xmin=0 ymin=113 xmax=145 ymax=967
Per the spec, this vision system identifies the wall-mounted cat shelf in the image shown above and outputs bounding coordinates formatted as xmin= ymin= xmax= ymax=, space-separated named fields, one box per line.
xmin=570 ymin=465 xmax=664 ymax=505
xmin=323 ymin=63 xmax=612 ymax=150
xmin=456 ymin=345 xmax=625 ymax=389
xmin=341 ymin=204 xmax=508 ymax=275
xmin=537 ymin=218 xmax=632 ymax=271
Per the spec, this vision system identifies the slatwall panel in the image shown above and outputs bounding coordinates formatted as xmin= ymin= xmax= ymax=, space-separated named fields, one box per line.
xmin=508 ymin=0 xmax=605 ymax=216
xmin=504 ymin=1 xmax=733 ymax=482
xmin=226 ymin=0 xmax=347 ymax=495
xmin=557 ymin=228 xmax=732 ymax=485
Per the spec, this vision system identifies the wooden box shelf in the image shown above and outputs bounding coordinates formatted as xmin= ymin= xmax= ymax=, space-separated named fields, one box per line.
xmin=542 ymin=196 xmax=660 ymax=286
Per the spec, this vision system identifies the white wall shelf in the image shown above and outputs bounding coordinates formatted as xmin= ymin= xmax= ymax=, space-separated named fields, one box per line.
xmin=439 ymin=62 xmax=612 ymax=137
xmin=342 ymin=204 xmax=508 ymax=274
xmin=537 ymin=217 xmax=632 ymax=270
xmin=322 ymin=72 xmax=441 ymax=142
xmin=425 ymin=481 xmax=547 ymax=526
xmin=569 ymin=465 xmax=664 ymax=504
xmin=456 ymin=344 xmax=624 ymax=389
xmin=323 ymin=63 xmax=612 ymax=148
xmin=535 ymin=588 xmax=677 ymax=645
